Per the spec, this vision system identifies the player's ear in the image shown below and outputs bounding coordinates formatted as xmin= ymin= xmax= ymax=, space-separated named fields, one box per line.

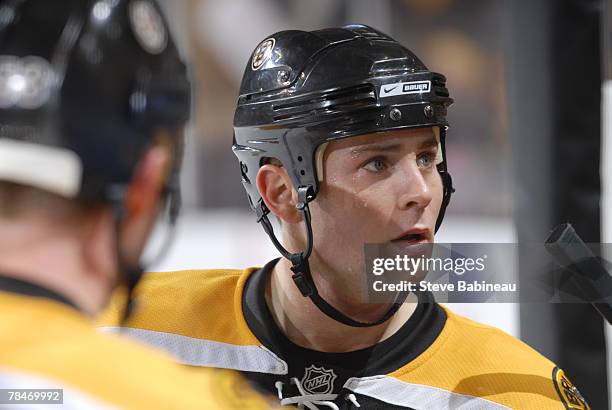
xmin=125 ymin=144 xmax=170 ymax=218
xmin=256 ymin=164 xmax=302 ymax=224
xmin=118 ymin=142 xmax=172 ymax=265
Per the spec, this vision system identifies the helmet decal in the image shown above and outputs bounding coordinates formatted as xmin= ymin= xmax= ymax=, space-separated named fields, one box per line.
xmin=129 ymin=0 xmax=168 ymax=55
xmin=0 ymin=56 xmax=55 ymax=109
xmin=251 ymin=37 xmax=275 ymax=71
xmin=379 ymin=80 xmax=431 ymax=98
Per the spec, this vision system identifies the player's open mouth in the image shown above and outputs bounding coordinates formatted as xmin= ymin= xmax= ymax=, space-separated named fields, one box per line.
xmin=391 ymin=229 xmax=431 ymax=244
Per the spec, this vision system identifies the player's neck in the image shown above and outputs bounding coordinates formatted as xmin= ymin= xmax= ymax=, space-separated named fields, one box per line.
xmin=266 ymin=257 xmax=417 ymax=353
xmin=0 ymin=219 xmax=112 ymax=316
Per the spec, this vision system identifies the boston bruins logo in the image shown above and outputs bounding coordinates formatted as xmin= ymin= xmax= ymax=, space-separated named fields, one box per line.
xmin=251 ymin=38 xmax=275 ymax=71
xmin=129 ymin=0 xmax=168 ymax=55
xmin=553 ymin=367 xmax=590 ymax=409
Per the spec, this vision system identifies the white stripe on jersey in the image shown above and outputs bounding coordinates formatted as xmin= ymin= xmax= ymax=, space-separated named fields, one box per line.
xmin=344 ymin=375 xmax=511 ymax=409
xmin=99 ymin=326 xmax=288 ymax=375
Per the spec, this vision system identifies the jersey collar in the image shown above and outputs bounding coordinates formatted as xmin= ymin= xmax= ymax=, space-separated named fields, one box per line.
xmin=0 ymin=274 xmax=80 ymax=311
xmin=242 ymin=258 xmax=447 ymax=376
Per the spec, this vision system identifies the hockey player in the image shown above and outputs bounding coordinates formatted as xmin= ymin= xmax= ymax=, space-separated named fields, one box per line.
xmin=101 ymin=25 xmax=589 ymax=409
xmin=0 ymin=0 xmax=273 ymax=408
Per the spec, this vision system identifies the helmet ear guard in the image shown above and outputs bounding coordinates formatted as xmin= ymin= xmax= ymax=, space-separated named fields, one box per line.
xmin=233 ymin=24 xmax=454 ymax=327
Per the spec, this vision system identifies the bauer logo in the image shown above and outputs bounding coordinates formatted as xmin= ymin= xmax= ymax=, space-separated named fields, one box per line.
xmin=379 ymin=80 xmax=431 ymax=98
xmin=301 ymin=365 xmax=337 ymax=395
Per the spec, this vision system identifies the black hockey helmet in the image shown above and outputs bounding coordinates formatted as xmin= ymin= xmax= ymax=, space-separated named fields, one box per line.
xmin=0 ymin=0 xmax=191 ymax=318
xmin=233 ymin=24 xmax=454 ymax=328
xmin=0 ymin=0 xmax=190 ymax=207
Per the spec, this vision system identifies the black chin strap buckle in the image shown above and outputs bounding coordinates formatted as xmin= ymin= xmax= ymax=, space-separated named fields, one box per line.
xmin=290 ymin=253 xmax=314 ymax=297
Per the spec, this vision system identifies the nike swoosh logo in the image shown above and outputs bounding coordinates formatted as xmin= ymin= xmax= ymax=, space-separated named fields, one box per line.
xmin=383 ymin=86 xmax=398 ymax=94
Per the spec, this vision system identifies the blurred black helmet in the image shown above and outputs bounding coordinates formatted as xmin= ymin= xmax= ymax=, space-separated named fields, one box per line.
xmin=0 ymin=0 xmax=191 ymax=205
xmin=233 ymin=24 xmax=454 ymax=231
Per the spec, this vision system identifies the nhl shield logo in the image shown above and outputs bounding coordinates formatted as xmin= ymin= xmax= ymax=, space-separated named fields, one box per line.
xmin=301 ymin=365 xmax=337 ymax=395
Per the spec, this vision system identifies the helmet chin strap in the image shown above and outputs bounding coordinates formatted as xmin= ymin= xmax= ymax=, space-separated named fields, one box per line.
xmin=257 ymin=186 xmax=409 ymax=328
xmin=435 ymin=128 xmax=455 ymax=232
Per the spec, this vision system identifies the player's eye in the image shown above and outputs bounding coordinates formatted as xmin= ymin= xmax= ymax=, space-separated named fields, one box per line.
xmin=363 ymin=157 xmax=388 ymax=173
xmin=417 ymin=151 xmax=437 ymax=169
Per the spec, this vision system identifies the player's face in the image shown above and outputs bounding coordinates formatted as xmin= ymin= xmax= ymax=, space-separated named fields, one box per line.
xmin=309 ymin=127 xmax=443 ymax=285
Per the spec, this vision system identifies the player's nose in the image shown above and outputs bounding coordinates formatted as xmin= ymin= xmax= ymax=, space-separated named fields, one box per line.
xmin=396 ymin=162 xmax=433 ymax=211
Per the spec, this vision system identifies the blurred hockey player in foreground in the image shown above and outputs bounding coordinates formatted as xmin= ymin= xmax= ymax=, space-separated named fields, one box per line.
xmin=0 ymin=0 xmax=274 ymax=408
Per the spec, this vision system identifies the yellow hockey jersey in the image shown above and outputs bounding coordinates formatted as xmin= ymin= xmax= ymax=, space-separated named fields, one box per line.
xmin=99 ymin=259 xmax=589 ymax=409
xmin=0 ymin=275 xmax=274 ymax=410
